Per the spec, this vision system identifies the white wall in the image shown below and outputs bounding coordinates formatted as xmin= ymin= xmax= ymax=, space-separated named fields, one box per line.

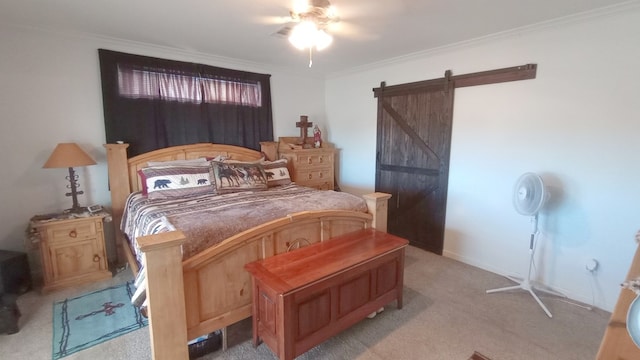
xmin=3 ymin=6 xmax=637 ymax=314
xmin=0 ymin=24 xmax=325 ymax=259
xmin=326 ymin=5 xmax=640 ymax=312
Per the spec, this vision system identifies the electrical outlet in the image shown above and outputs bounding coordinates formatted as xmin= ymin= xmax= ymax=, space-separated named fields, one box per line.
xmin=585 ymin=258 xmax=599 ymax=272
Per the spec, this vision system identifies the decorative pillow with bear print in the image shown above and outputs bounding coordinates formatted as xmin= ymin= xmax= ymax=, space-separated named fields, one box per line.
xmin=137 ymin=158 xmax=209 ymax=195
xmin=262 ymin=159 xmax=292 ymax=187
xmin=140 ymin=165 xmax=213 ymax=200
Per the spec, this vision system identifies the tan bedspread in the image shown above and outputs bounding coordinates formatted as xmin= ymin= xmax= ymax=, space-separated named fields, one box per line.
xmin=122 ymin=184 xmax=368 ymax=263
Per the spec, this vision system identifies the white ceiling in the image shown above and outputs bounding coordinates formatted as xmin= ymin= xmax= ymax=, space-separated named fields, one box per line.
xmin=0 ymin=0 xmax=633 ymax=75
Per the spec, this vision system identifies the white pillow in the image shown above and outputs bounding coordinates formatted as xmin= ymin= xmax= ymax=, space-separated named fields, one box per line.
xmin=147 ymin=158 xmax=209 ymax=167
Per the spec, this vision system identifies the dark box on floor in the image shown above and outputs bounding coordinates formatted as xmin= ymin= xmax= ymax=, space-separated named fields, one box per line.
xmin=0 ymin=293 xmax=20 ymax=334
xmin=188 ymin=331 xmax=221 ymax=359
xmin=0 ymin=250 xmax=32 ymax=295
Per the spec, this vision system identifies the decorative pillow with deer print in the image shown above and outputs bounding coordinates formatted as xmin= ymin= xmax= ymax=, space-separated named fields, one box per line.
xmin=210 ymin=161 xmax=268 ymax=194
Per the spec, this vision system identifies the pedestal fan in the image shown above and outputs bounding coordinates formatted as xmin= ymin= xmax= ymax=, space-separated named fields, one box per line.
xmin=486 ymin=172 xmax=553 ymax=318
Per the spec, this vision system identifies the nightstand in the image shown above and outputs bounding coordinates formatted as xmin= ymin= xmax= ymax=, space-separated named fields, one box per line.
xmin=29 ymin=211 xmax=112 ymax=293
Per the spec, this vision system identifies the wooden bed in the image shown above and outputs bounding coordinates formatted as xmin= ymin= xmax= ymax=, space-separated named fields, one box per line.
xmin=104 ymin=143 xmax=391 ymax=360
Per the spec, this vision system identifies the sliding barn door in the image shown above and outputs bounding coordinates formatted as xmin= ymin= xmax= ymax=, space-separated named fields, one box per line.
xmin=374 ymin=78 xmax=454 ymax=254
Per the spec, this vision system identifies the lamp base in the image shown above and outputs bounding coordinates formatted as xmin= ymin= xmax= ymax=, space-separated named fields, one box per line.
xmin=63 ymin=167 xmax=88 ymax=215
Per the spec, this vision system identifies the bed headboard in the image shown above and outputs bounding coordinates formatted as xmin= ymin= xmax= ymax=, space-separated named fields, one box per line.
xmin=104 ymin=142 xmax=264 ymax=262
xmin=128 ymin=143 xmax=262 ymax=191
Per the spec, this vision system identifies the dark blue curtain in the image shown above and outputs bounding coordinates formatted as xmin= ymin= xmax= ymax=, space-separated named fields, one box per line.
xmin=98 ymin=49 xmax=273 ymax=157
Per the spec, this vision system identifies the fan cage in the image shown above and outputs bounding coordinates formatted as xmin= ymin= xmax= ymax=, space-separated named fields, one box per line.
xmin=513 ymin=172 xmax=546 ymax=216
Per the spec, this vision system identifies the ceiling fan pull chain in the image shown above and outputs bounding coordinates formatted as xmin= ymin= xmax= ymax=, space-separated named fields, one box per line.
xmin=308 ymin=47 xmax=313 ymax=68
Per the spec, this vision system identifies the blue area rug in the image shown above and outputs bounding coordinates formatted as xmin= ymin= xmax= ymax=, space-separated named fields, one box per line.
xmin=52 ymin=281 xmax=147 ymax=359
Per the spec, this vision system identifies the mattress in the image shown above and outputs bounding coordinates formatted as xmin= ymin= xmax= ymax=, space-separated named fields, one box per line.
xmin=121 ymin=184 xmax=368 ymax=264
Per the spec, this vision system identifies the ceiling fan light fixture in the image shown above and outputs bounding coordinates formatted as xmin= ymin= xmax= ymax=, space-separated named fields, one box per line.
xmin=288 ymin=21 xmax=318 ymax=50
xmin=288 ymin=20 xmax=332 ymax=51
xmin=285 ymin=0 xmax=337 ymax=65
xmin=314 ymin=29 xmax=332 ymax=51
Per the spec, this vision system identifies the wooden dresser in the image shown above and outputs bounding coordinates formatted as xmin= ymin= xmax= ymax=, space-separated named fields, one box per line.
xmin=245 ymin=229 xmax=408 ymax=360
xmin=597 ymin=240 xmax=640 ymax=359
xmin=275 ymin=137 xmax=336 ymax=190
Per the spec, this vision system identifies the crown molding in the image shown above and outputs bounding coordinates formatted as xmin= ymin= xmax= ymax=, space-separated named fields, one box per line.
xmin=327 ymin=1 xmax=640 ymax=79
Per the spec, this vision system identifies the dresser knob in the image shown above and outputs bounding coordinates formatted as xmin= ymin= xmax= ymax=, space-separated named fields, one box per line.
xmin=319 ymin=172 xmax=323 ymax=178
xmin=69 ymin=230 xmax=77 ymax=238
xmin=307 ymin=158 xmax=312 ymax=164
xmin=93 ymin=255 xmax=100 ymax=262
xmin=319 ymin=156 xmax=323 ymax=163
xmin=308 ymin=173 xmax=312 ymax=180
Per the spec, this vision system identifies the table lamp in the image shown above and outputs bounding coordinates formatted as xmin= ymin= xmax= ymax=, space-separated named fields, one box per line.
xmin=43 ymin=143 xmax=96 ymax=213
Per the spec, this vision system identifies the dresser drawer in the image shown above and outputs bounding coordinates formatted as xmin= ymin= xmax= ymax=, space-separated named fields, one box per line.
xmin=44 ymin=220 xmax=101 ymax=243
xmin=294 ymin=153 xmax=334 ymax=168
xmin=277 ymin=141 xmax=336 ymax=191
xmin=303 ymin=181 xmax=334 ymax=191
xmin=294 ymin=167 xmax=333 ymax=184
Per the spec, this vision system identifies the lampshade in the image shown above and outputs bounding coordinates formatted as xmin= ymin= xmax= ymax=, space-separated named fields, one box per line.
xmin=43 ymin=143 xmax=96 ymax=168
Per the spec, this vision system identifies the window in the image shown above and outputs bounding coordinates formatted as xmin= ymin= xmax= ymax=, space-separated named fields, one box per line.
xmin=117 ymin=65 xmax=262 ymax=107
xmin=99 ymin=49 xmax=273 ymax=157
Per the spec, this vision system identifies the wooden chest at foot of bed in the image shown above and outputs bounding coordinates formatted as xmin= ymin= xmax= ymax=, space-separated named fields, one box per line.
xmin=245 ymin=229 xmax=408 ymax=360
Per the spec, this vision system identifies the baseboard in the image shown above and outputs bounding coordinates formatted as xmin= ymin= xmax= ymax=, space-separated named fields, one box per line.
xmin=442 ymin=249 xmax=601 ymax=312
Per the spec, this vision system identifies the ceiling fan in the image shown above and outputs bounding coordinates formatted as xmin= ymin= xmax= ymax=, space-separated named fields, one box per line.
xmin=273 ymin=0 xmax=341 ymax=67
xmin=275 ymin=0 xmax=339 ymax=37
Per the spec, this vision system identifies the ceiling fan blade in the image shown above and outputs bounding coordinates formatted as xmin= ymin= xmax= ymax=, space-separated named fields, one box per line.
xmin=255 ymin=14 xmax=294 ymax=25
xmin=336 ymin=0 xmax=407 ymax=20
xmin=272 ymin=24 xmax=294 ymax=38
xmin=309 ymin=0 xmax=332 ymax=8
xmin=327 ymin=21 xmax=379 ymax=41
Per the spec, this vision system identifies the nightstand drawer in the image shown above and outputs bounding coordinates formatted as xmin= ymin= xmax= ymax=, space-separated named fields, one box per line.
xmin=46 ymin=220 xmax=100 ymax=243
xmin=50 ymin=239 xmax=106 ymax=280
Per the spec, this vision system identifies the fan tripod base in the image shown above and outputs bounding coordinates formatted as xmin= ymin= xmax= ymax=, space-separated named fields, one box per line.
xmin=486 ymin=276 xmax=554 ymax=318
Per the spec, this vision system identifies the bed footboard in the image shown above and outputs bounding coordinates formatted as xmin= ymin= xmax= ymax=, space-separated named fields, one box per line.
xmin=141 ymin=204 xmax=389 ymax=360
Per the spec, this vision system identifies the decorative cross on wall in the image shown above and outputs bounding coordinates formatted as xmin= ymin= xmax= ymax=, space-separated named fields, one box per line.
xmin=296 ymin=115 xmax=313 ymax=144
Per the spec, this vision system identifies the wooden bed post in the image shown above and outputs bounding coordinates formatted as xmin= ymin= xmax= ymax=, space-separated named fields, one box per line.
xmin=104 ymin=143 xmax=131 ymax=264
xmin=259 ymin=141 xmax=278 ymax=161
xmin=138 ymin=231 xmax=189 ymax=360
xmin=363 ymin=192 xmax=392 ymax=232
